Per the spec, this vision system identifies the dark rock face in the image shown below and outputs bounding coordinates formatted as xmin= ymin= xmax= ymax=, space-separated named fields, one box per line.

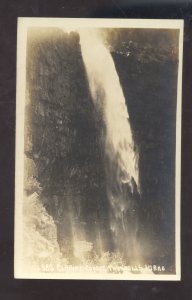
xmin=25 ymin=27 xmax=179 ymax=271
xmin=111 ymin=31 xmax=178 ymax=269
xmin=25 ymin=28 xmax=112 ymax=260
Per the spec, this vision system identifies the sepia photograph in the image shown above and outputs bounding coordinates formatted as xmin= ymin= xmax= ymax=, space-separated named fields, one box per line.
xmin=15 ymin=18 xmax=183 ymax=280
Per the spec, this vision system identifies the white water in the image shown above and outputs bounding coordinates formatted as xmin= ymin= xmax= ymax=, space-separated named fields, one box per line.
xmin=79 ymin=29 xmax=140 ymax=258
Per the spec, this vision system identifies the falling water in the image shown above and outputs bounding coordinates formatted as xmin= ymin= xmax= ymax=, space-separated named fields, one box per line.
xmin=79 ymin=29 xmax=140 ymax=262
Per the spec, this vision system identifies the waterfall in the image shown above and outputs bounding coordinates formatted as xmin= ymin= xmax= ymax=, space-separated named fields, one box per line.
xmin=79 ymin=29 xmax=140 ymax=261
